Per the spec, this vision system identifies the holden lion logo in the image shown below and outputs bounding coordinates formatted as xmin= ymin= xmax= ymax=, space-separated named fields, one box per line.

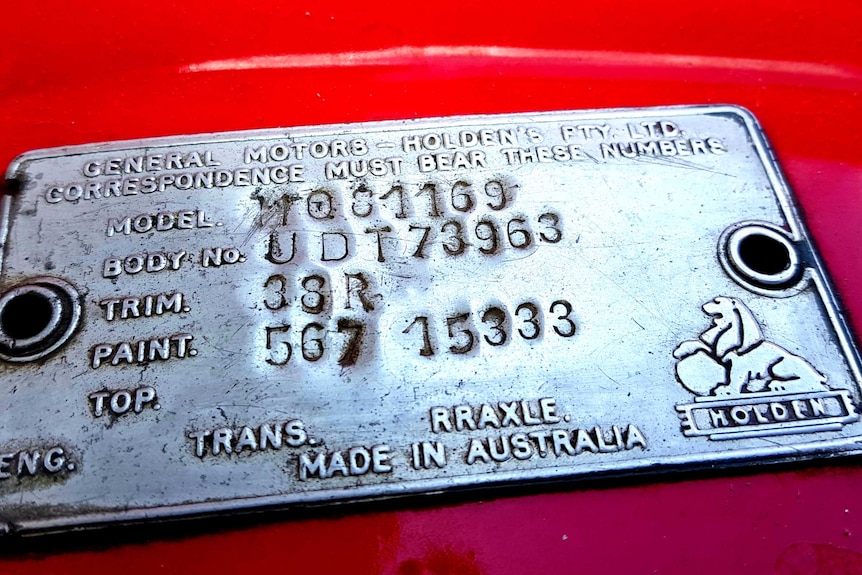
xmin=673 ymin=297 xmax=857 ymax=440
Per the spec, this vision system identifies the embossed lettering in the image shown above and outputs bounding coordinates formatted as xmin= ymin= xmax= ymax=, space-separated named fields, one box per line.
xmin=299 ymin=444 xmax=393 ymax=480
xmin=100 ymin=293 xmax=187 ymax=321
xmin=461 ymin=425 xmax=645 ymax=465
xmin=103 ymin=251 xmax=186 ymax=278
xmin=190 ymin=420 xmax=307 ymax=458
xmin=106 ymin=210 xmax=215 ymax=237
xmin=91 ymin=334 xmax=195 ymax=368
xmin=89 ymin=386 xmax=159 ymax=417
xmin=430 ymin=398 xmax=562 ymax=433
xmin=201 ymin=247 xmax=246 ymax=267
xmin=410 ymin=441 xmax=447 ymax=469
xmin=0 ymin=446 xmax=75 ymax=479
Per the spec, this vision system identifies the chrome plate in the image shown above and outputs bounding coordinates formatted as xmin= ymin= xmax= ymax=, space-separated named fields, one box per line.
xmin=1 ymin=105 xmax=861 ymax=535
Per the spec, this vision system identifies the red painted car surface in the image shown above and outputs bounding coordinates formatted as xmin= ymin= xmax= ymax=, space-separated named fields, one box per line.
xmin=1 ymin=2 xmax=861 ymax=573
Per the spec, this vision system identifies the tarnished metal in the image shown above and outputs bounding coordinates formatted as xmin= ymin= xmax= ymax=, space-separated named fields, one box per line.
xmin=1 ymin=105 xmax=860 ymax=535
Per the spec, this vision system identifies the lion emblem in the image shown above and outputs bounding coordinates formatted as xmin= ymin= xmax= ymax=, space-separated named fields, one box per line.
xmin=673 ymin=297 xmax=828 ymax=397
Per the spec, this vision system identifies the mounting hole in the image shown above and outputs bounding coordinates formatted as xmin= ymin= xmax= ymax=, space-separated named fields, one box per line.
xmin=726 ymin=225 xmax=801 ymax=289
xmin=738 ymin=233 xmax=791 ymax=276
xmin=1 ymin=290 xmax=55 ymax=340
xmin=0 ymin=278 xmax=81 ymax=362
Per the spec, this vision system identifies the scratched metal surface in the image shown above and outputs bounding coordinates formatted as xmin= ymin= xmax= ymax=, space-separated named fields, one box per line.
xmin=1 ymin=105 xmax=860 ymax=535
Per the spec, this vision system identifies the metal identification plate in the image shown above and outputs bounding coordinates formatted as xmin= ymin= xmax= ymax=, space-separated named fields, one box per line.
xmin=2 ymin=106 xmax=861 ymax=535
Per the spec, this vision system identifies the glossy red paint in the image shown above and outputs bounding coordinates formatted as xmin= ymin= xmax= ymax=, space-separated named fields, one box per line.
xmin=1 ymin=1 xmax=861 ymax=573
